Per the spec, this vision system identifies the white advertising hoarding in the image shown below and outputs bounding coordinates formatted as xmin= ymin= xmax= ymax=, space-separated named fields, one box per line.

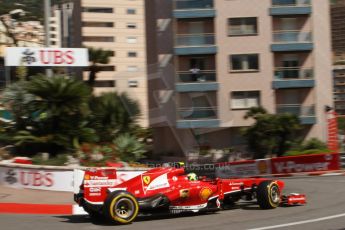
xmin=5 ymin=47 xmax=89 ymax=67
xmin=0 ymin=166 xmax=147 ymax=192
xmin=0 ymin=167 xmax=74 ymax=192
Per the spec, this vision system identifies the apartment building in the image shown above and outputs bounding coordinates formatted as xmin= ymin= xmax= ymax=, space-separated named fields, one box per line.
xmin=50 ymin=2 xmax=82 ymax=48
xmin=331 ymin=0 xmax=345 ymax=115
xmin=146 ymin=0 xmax=334 ymax=157
xmin=331 ymin=0 xmax=345 ymax=62
xmin=81 ymin=0 xmax=149 ymax=127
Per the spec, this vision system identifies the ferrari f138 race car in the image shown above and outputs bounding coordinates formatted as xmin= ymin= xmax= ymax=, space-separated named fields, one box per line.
xmin=74 ymin=167 xmax=306 ymax=224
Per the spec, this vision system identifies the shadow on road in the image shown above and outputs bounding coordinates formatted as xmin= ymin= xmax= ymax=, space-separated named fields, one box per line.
xmin=55 ymin=201 xmax=288 ymax=225
xmin=55 ymin=212 xmax=217 ymax=226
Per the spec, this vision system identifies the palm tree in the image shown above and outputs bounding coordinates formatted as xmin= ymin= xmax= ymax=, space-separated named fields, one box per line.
xmin=89 ymin=92 xmax=141 ymax=142
xmin=26 ymin=75 xmax=91 ymax=120
xmin=87 ymin=47 xmax=113 ymax=86
xmin=1 ymin=81 xmax=35 ymax=130
xmin=2 ymin=75 xmax=96 ymax=155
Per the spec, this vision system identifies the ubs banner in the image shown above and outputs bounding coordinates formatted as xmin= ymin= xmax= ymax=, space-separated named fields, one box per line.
xmin=0 ymin=167 xmax=74 ymax=191
xmin=5 ymin=47 xmax=89 ymax=67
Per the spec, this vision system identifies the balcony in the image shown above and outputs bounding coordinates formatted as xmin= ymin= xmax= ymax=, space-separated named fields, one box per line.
xmin=271 ymin=31 xmax=313 ymax=51
xmin=273 ymin=67 xmax=314 ymax=89
xmin=270 ymin=0 xmax=312 ymax=15
xmin=175 ymin=33 xmax=217 ymax=55
xmin=277 ymin=104 xmax=316 ymax=124
xmin=177 ymin=106 xmax=220 ymax=128
xmin=173 ymin=0 xmax=215 ymax=18
xmin=175 ymin=70 xmax=219 ymax=92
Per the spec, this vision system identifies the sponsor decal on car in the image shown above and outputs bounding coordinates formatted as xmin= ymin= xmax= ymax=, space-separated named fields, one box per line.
xmin=84 ymin=179 xmax=117 ymax=187
xmin=179 ymin=189 xmax=190 ymax=198
xmin=199 ymin=187 xmax=213 ymax=201
xmin=146 ymin=173 xmax=170 ymax=191
xmin=143 ymin=176 xmax=151 ymax=185
xmin=84 ymin=174 xmax=90 ymax=180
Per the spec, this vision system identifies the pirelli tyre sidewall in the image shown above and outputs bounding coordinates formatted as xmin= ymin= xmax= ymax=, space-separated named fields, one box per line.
xmin=104 ymin=191 xmax=139 ymax=224
xmin=257 ymin=180 xmax=281 ymax=209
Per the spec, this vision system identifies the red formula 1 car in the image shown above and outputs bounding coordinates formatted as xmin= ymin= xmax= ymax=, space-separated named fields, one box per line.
xmin=74 ymin=167 xmax=306 ymax=224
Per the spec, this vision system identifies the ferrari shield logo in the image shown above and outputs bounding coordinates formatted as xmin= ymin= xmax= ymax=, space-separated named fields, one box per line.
xmin=143 ymin=176 xmax=151 ymax=185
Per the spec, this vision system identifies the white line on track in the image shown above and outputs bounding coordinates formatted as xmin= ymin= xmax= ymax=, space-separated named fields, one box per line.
xmin=247 ymin=213 xmax=345 ymax=230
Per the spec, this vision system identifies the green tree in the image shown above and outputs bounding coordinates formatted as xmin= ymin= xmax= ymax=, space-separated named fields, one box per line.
xmin=89 ymin=92 xmax=141 ymax=142
xmin=338 ymin=117 xmax=345 ymax=134
xmin=114 ymin=133 xmax=146 ymax=162
xmin=1 ymin=81 xmax=35 ymax=131
xmin=87 ymin=47 xmax=113 ymax=86
xmin=243 ymin=107 xmax=301 ymax=159
xmin=1 ymin=75 xmax=97 ymax=155
xmin=286 ymin=138 xmax=330 ymax=156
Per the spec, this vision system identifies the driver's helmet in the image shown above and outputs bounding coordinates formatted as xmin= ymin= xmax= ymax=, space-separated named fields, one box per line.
xmin=187 ymin=172 xmax=198 ymax=181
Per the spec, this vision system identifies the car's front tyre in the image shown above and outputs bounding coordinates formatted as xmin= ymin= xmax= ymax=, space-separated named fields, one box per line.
xmin=257 ymin=180 xmax=281 ymax=209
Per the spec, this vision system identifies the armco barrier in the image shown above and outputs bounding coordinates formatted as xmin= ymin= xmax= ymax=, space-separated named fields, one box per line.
xmin=0 ymin=153 xmax=341 ymax=192
xmin=215 ymin=153 xmax=340 ymax=178
xmin=270 ymin=152 xmax=340 ymax=174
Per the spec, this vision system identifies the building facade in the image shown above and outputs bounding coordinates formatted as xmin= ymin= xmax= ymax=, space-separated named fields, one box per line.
xmin=331 ymin=0 xmax=345 ymax=63
xmin=331 ymin=0 xmax=345 ymax=115
xmin=147 ymin=0 xmax=334 ymax=157
xmin=81 ymin=0 xmax=149 ymax=127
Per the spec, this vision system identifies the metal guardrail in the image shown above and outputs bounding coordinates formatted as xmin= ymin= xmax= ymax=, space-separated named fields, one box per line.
xmin=175 ymin=33 xmax=215 ymax=47
xmin=340 ymin=152 xmax=345 ymax=168
xmin=272 ymin=0 xmax=311 ymax=7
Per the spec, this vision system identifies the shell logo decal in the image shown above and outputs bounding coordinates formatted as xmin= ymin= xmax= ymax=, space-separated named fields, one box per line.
xmin=143 ymin=176 xmax=151 ymax=185
xmin=84 ymin=174 xmax=90 ymax=180
xmin=257 ymin=160 xmax=268 ymax=174
xmin=199 ymin=187 xmax=212 ymax=201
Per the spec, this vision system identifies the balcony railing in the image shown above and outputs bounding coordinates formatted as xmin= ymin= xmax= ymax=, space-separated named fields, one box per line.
xmin=174 ymin=0 xmax=214 ymax=10
xmin=177 ymin=70 xmax=216 ymax=83
xmin=178 ymin=106 xmax=217 ymax=120
xmin=175 ymin=33 xmax=215 ymax=47
xmin=277 ymin=104 xmax=315 ymax=117
xmin=274 ymin=67 xmax=313 ymax=80
xmin=272 ymin=0 xmax=311 ymax=7
xmin=273 ymin=31 xmax=312 ymax=43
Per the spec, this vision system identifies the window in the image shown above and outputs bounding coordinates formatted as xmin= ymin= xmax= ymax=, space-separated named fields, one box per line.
xmin=127 ymin=66 xmax=139 ymax=72
xmin=126 ymin=37 xmax=137 ymax=43
xmin=82 ymin=22 xmax=114 ymax=27
xmin=230 ymin=54 xmax=259 ymax=71
xmin=127 ymin=8 xmax=136 ymax=14
xmin=93 ymin=80 xmax=116 ymax=87
xmin=228 ymin=17 xmax=257 ymax=36
xmin=83 ymin=36 xmax=114 ymax=42
xmin=231 ymin=91 xmax=260 ymax=109
xmin=82 ymin=7 xmax=113 ymax=13
xmin=86 ymin=66 xmax=116 ymax=72
xmin=128 ymin=80 xmax=138 ymax=87
xmin=127 ymin=23 xmax=137 ymax=29
xmin=128 ymin=52 xmax=137 ymax=57
xmin=98 ymin=66 xmax=116 ymax=71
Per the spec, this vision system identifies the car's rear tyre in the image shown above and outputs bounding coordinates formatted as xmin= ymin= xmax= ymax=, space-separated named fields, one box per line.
xmin=257 ymin=180 xmax=281 ymax=209
xmin=104 ymin=191 xmax=139 ymax=224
